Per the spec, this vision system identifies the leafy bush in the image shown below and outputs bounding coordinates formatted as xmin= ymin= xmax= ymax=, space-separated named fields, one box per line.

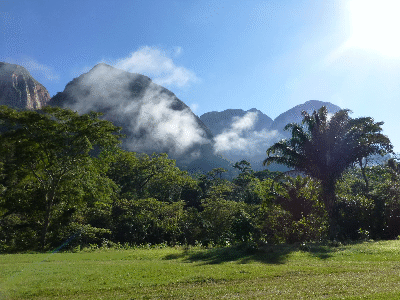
xmin=112 ymin=198 xmax=185 ymax=245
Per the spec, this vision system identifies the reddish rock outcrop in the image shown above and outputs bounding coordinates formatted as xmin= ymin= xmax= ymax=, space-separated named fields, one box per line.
xmin=0 ymin=62 xmax=51 ymax=109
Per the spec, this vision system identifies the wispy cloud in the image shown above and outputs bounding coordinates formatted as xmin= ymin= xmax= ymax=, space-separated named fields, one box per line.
xmin=213 ymin=112 xmax=280 ymax=155
xmin=190 ymin=103 xmax=199 ymax=113
xmin=15 ymin=56 xmax=60 ymax=81
xmin=213 ymin=112 xmax=258 ymax=153
xmin=173 ymin=46 xmax=183 ymax=57
xmin=114 ymin=46 xmax=197 ymax=88
xmin=212 ymin=112 xmax=282 ymax=170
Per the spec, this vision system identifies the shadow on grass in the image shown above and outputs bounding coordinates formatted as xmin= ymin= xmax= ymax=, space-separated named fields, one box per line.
xmin=164 ymin=242 xmax=353 ymax=265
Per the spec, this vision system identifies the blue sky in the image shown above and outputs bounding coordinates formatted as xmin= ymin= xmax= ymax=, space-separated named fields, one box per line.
xmin=1 ymin=0 xmax=399 ymax=153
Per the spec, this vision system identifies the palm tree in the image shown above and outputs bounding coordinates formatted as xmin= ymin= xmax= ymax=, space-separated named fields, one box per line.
xmin=263 ymin=106 xmax=393 ymax=238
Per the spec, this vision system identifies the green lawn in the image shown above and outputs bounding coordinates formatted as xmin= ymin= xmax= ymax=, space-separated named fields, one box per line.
xmin=1 ymin=240 xmax=400 ymax=299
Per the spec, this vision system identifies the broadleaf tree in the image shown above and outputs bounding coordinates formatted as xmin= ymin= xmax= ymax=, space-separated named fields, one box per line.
xmin=0 ymin=106 xmax=122 ymax=249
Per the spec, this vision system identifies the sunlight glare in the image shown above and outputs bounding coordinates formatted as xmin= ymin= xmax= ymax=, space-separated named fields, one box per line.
xmin=346 ymin=0 xmax=400 ymax=58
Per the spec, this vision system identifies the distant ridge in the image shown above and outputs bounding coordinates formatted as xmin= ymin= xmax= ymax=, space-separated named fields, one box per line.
xmin=199 ymin=100 xmax=342 ymax=172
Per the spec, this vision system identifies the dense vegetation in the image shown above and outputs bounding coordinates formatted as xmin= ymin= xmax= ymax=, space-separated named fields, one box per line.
xmin=0 ymin=105 xmax=399 ymax=252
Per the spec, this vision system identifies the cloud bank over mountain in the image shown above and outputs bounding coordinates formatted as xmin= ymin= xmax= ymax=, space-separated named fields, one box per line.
xmin=50 ymin=63 xmax=210 ymax=158
xmin=206 ymin=110 xmax=283 ymax=170
xmin=5 ymin=56 xmax=60 ymax=82
xmin=201 ymin=101 xmax=342 ymax=171
xmin=213 ymin=111 xmax=280 ymax=155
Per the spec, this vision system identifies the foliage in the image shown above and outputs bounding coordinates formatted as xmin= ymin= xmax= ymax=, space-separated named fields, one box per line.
xmin=0 ymin=106 xmax=121 ymax=249
xmin=273 ymin=176 xmax=327 ymax=243
xmin=1 ymin=106 xmax=400 ymax=253
xmin=253 ymin=176 xmax=327 ymax=244
xmin=107 ymin=150 xmax=197 ymax=202
xmin=336 ymin=164 xmax=400 ymax=240
xmin=253 ymin=168 xmax=283 ymax=180
xmin=263 ymin=106 xmax=393 ymax=238
xmin=200 ymin=198 xmax=254 ymax=245
xmin=112 ymin=198 xmax=185 ymax=245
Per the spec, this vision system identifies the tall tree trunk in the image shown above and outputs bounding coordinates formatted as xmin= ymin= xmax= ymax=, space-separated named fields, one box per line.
xmin=321 ymin=178 xmax=338 ymax=240
xmin=359 ymin=158 xmax=369 ymax=193
xmin=40 ymin=190 xmax=54 ymax=250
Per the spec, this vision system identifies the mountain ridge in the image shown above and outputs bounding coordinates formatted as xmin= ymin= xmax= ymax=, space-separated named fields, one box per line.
xmin=200 ymin=100 xmax=343 ymax=171
xmin=1 ymin=62 xmax=350 ymax=175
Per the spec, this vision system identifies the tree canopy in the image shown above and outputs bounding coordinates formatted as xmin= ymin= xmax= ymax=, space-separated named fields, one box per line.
xmin=0 ymin=106 xmax=122 ymax=248
xmin=263 ymin=106 xmax=393 ymax=237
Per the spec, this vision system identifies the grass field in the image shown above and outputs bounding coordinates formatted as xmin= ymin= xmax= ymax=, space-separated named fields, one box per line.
xmin=1 ymin=240 xmax=400 ymax=299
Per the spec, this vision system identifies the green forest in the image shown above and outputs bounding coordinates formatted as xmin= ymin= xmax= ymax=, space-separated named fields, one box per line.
xmin=0 ymin=105 xmax=399 ymax=253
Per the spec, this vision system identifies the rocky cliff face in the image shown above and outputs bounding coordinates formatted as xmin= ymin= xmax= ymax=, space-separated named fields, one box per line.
xmin=0 ymin=62 xmax=51 ymax=109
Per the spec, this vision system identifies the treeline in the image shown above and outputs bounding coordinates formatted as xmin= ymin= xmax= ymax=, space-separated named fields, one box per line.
xmin=0 ymin=106 xmax=399 ymax=252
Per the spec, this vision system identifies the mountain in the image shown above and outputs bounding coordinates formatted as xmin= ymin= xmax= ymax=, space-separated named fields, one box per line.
xmin=200 ymin=108 xmax=273 ymax=136
xmin=199 ymin=100 xmax=342 ymax=172
xmin=270 ymin=100 xmax=342 ymax=138
xmin=0 ymin=62 xmax=346 ymax=176
xmin=49 ymin=63 xmax=234 ymax=175
xmin=0 ymin=62 xmax=51 ymax=109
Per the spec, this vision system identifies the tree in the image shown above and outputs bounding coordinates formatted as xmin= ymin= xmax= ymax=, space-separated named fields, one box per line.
xmin=207 ymin=167 xmax=227 ymax=180
xmin=386 ymin=156 xmax=400 ymax=179
xmin=233 ymin=160 xmax=254 ymax=187
xmin=107 ymin=151 xmax=197 ymax=202
xmin=263 ymin=106 xmax=392 ymax=238
xmin=112 ymin=198 xmax=185 ymax=245
xmin=233 ymin=160 xmax=253 ymax=174
xmin=231 ymin=160 xmax=259 ymax=203
xmin=0 ymin=106 xmax=122 ymax=249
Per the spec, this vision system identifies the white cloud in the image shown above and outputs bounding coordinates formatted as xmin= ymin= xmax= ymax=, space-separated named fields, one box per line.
xmin=5 ymin=56 xmax=60 ymax=81
xmin=190 ymin=103 xmax=199 ymax=112
xmin=213 ymin=112 xmax=258 ymax=153
xmin=231 ymin=112 xmax=258 ymax=131
xmin=173 ymin=46 xmax=183 ymax=57
xmin=66 ymin=63 xmax=208 ymax=157
xmin=21 ymin=57 xmax=59 ymax=81
xmin=114 ymin=46 xmax=197 ymax=88
xmin=133 ymin=90 xmax=209 ymax=155
xmin=213 ymin=111 xmax=281 ymax=163
xmin=70 ymin=65 xmax=92 ymax=79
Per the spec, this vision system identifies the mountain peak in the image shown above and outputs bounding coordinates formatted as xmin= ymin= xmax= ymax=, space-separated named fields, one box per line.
xmin=49 ymin=62 xmax=215 ymax=155
xmin=270 ymin=100 xmax=341 ymax=135
xmin=90 ymin=62 xmax=116 ymax=71
xmin=0 ymin=62 xmax=51 ymax=109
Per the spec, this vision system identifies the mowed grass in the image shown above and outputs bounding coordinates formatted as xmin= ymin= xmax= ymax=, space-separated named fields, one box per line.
xmin=1 ymin=240 xmax=400 ymax=299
